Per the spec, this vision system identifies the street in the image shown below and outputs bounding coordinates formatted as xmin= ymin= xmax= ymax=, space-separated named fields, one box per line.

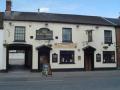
xmin=0 ymin=70 xmax=120 ymax=90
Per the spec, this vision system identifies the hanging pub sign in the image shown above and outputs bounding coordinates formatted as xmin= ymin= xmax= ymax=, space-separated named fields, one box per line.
xmin=36 ymin=28 xmax=53 ymax=40
xmin=96 ymin=53 xmax=101 ymax=62
xmin=52 ymin=53 xmax=58 ymax=63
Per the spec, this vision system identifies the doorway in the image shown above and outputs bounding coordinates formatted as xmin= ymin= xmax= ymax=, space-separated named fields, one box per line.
xmin=37 ymin=45 xmax=52 ymax=74
xmin=6 ymin=44 xmax=32 ymax=72
xmin=38 ymin=53 xmax=49 ymax=71
xmin=9 ymin=50 xmax=25 ymax=71
xmin=83 ymin=46 xmax=96 ymax=71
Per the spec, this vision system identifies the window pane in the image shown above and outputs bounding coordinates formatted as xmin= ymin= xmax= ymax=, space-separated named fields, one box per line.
xmin=88 ymin=30 xmax=92 ymax=42
xmin=103 ymin=51 xmax=115 ymax=63
xmin=104 ymin=30 xmax=112 ymax=44
xmin=60 ymin=51 xmax=74 ymax=64
xmin=14 ymin=27 xmax=25 ymax=41
xmin=62 ymin=28 xmax=72 ymax=42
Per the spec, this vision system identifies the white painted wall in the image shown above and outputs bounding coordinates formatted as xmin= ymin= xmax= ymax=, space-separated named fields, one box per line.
xmin=3 ymin=21 xmax=117 ymax=70
xmin=0 ymin=29 xmax=6 ymax=70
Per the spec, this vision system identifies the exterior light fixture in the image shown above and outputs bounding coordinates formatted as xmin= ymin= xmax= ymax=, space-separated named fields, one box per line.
xmin=76 ymin=25 xmax=79 ymax=28
xmin=9 ymin=22 xmax=12 ymax=26
xmin=45 ymin=23 xmax=48 ymax=27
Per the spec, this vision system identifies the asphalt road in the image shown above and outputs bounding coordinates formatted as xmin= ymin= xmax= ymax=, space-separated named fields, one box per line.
xmin=0 ymin=70 xmax=120 ymax=90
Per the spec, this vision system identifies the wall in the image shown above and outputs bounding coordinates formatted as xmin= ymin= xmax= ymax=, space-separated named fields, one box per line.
xmin=0 ymin=29 xmax=6 ymax=70
xmin=3 ymin=21 xmax=117 ymax=70
xmin=116 ymin=27 xmax=120 ymax=69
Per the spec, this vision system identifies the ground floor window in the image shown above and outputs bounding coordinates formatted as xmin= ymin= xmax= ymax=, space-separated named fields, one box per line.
xmin=103 ymin=51 xmax=115 ymax=63
xmin=60 ymin=51 xmax=74 ymax=64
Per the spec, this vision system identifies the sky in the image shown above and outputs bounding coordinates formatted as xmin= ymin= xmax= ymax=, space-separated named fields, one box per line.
xmin=0 ymin=0 xmax=120 ymax=18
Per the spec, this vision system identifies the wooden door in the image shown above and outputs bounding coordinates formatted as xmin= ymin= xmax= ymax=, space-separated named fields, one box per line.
xmin=84 ymin=52 xmax=93 ymax=71
xmin=39 ymin=55 xmax=47 ymax=71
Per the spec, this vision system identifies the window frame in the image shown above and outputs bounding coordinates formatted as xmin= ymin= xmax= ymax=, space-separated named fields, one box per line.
xmin=62 ymin=28 xmax=72 ymax=43
xmin=104 ymin=30 xmax=112 ymax=44
xmin=88 ymin=30 xmax=93 ymax=42
xmin=60 ymin=50 xmax=75 ymax=64
xmin=14 ymin=26 xmax=26 ymax=42
xmin=103 ymin=51 xmax=115 ymax=63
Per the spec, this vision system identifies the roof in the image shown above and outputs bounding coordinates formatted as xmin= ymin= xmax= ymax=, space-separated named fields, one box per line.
xmin=0 ymin=12 xmax=3 ymax=29
xmin=4 ymin=11 xmax=114 ymax=26
xmin=105 ymin=18 xmax=120 ymax=26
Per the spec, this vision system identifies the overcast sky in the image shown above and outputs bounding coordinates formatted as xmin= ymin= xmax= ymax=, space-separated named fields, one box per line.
xmin=0 ymin=0 xmax=120 ymax=18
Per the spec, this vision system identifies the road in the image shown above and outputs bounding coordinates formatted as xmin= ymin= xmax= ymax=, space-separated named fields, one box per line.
xmin=0 ymin=70 xmax=120 ymax=90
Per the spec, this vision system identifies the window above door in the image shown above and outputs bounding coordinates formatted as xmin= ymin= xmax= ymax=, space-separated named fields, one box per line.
xmin=104 ymin=30 xmax=112 ymax=44
xmin=87 ymin=30 xmax=93 ymax=42
xmin=62 ymin=28 xmax=72 ymax=43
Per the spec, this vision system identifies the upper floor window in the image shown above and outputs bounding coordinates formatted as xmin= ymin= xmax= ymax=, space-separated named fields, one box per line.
xmin=62 ymin=28 xmax=72 ymax=42
xmin=104 ymin=30 xmax=112 ymax=44
xmin=88 ymin=30 xmax=93 ymax=42
xmin=36 ymin=28 xmax=53 ymax=40
xmin=103 ymin=51 xmax=115 ymax=63
xmin=60 ymin=51 xmax=74 ymax=64
xmin=14 ymin=26 xmax=25 ymax=42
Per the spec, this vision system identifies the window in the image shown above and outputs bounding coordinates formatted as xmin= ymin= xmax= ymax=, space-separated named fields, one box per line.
xmin=88 ymin=30 xmax=93 ymax=42
xmin=36 ymin=28 xmax=53 ymax=40
xmin=104 ymin=30 xmax=112 ymax=44
xmin=14 ymin=26 xmax=25 ymax=42
xmin=103 ymin=51 xmax=115 ymax=63
xmin=60 ymin=51 xmax=74 ymax=64
xmin=62 ymin=28 xmax=72 ymax=42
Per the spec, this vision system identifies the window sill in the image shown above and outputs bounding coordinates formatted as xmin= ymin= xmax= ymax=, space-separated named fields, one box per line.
xmin=88 ymin=41 xmax=93 ymax=43
xmin=14 ymin=40 xmax=26 ymax=42
xmin=62 ymin=42 xmax=73 ymax=44
xmin=103 ymin=62 xmax=116 ymax=64
xmin=62 ymin=41 xmax=73 ymax=43
xmin=59 ymin=62 xmax=75 ymax=64
xmin=104 ymin=43 xmax=113 ymax=45
xmin=35 ymin=38 xmax=54 ymax=40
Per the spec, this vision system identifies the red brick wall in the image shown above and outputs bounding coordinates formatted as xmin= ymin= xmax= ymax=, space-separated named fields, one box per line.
xmin=6 ymin=0 xmax=11 ymax=11
xmin=116 ymin=27 xmax=120 ymax=68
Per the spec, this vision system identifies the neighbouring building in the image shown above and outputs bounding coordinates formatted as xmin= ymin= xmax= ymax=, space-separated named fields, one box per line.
xmin=0 ymin=0 xmax=118 ymax=72
xmin=106 ymin=18 xmax=120 ymax=69
xmin=0 ymin=12 xmax=5 ymax=71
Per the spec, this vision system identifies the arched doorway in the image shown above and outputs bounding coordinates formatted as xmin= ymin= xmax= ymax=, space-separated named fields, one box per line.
xmin=6 ymin=44 xmax=32 ymax=71
xmin=36 ymin=45 xmax=52 ymax=73
xmin=83 ymin=46 xmax=96 ymax=71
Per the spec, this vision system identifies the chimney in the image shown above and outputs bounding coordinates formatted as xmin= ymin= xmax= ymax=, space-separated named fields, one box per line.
xmin=119 ymin=12 xmax=120 ymax=19
xmin=5 ymin=0 xmax=12 ymax=16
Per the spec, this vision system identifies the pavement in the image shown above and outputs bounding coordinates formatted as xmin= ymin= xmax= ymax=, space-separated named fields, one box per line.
xmin=0 ymin=70 xmax=120 ymax=90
